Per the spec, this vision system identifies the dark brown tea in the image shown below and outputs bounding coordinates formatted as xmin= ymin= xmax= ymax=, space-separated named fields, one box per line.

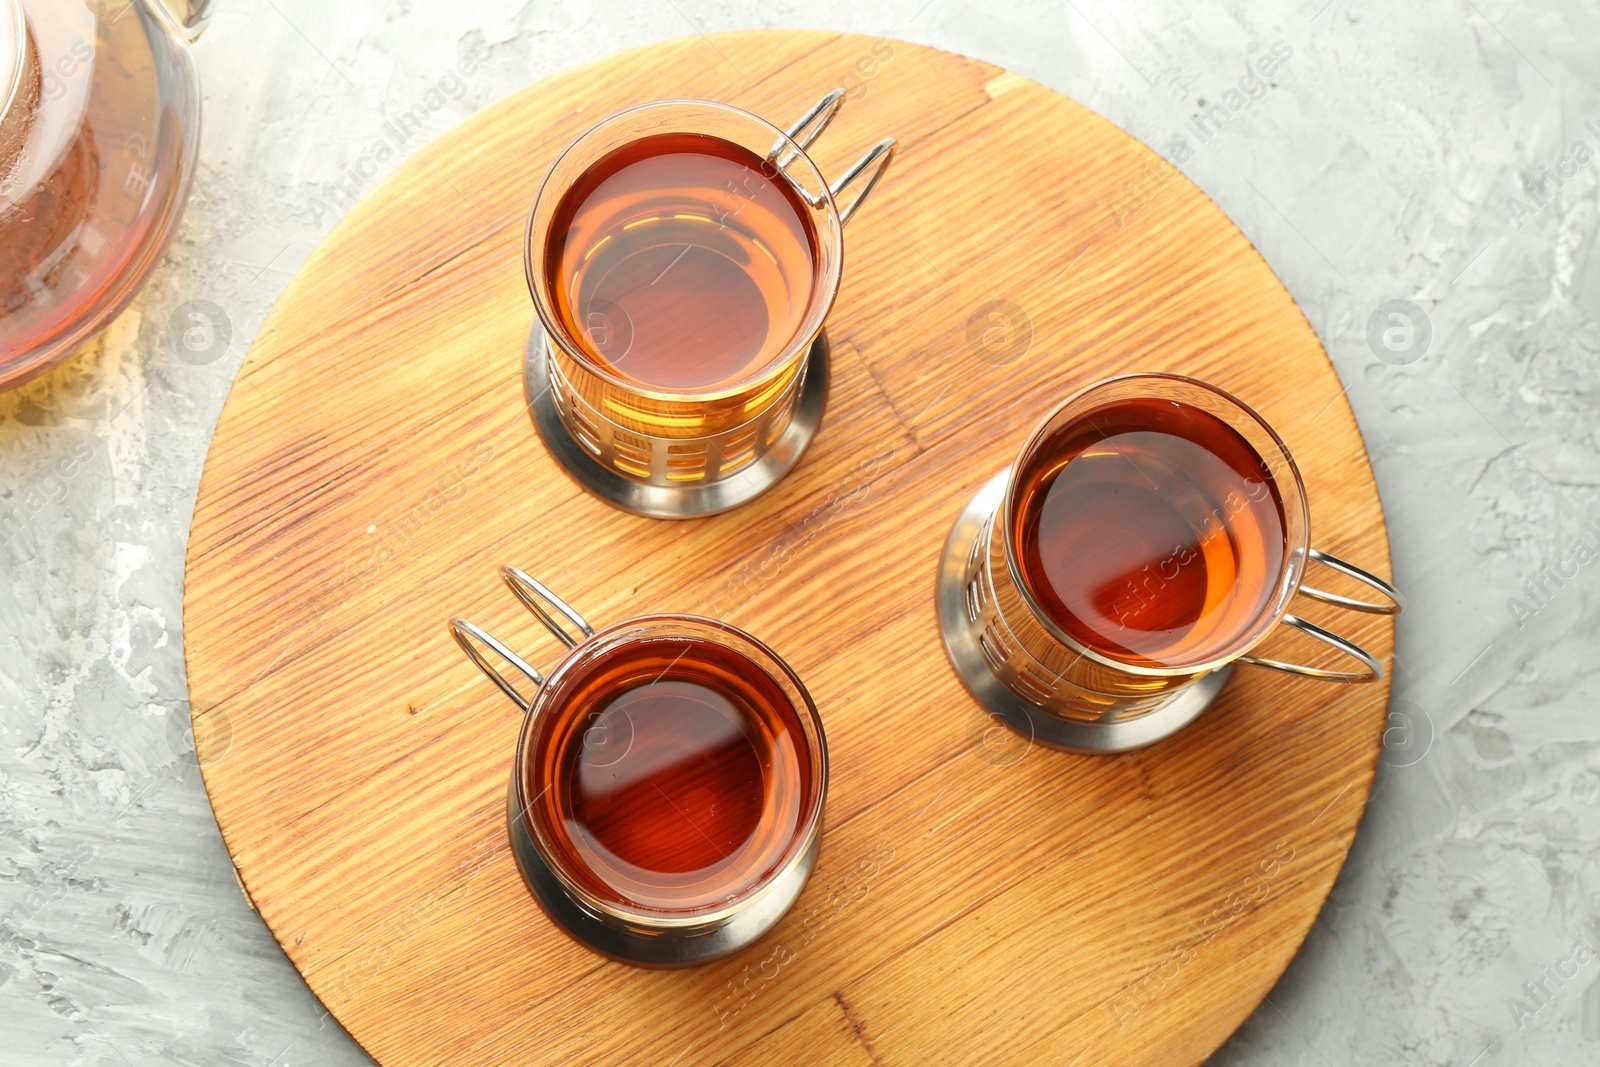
xmin=1010 ymin=397 xmax=1288 ymax=668
xmin=525 ymin=632 xmax=814 ymax=913
xmin=543 ymin=132 xmax=819 ymax=391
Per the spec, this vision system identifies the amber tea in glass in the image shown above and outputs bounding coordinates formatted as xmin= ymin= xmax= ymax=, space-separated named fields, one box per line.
xmin=937 ymin=373 xmax=1405 ymax=754
xmin=544 ymin=132 xmax=820 ymax=393
xmin=451 ymin=568 xmax=828 ymax=965
xmin=523 ymin=94 xmax=893 ymax=510
xmin=524 ymin=630 xmax=815 ymax=913
xmin=1010 ymin=396 xmax=1289 ymax=670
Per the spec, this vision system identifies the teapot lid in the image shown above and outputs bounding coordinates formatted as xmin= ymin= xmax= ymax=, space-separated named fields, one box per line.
xmin=0 ymin=0 xmax=21 ymax=123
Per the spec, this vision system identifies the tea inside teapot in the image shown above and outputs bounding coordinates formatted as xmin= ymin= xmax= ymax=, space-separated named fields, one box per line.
xmin=0 ymin=0 xmax=204 ymax=392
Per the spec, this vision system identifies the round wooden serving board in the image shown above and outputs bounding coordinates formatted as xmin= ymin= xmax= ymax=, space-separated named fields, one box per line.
xmin=184 ymin=31 xmax=1396 ymax=1067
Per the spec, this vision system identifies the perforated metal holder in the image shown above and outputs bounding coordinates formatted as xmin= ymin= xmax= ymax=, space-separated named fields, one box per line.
xmin=524 ymin=325 xmax=830 ymax=519
xmin=936 ymin=470 xmax=1232 ymax=754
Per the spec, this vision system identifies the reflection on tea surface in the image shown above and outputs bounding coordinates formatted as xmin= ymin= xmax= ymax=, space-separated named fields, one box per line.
xmin=1012 ymin=397 xmax=1288 ymax=667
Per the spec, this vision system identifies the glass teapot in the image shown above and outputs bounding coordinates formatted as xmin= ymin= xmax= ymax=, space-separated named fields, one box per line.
xmin=0 ymin=0 xmax=210 ymax=391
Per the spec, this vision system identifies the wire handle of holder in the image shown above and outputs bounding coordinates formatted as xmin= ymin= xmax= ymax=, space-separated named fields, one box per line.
xmin=767 ymin=89 xmax=896 ymax=225
xmin=1235 ymin=549 xmax=1405 ymax=683
xmin=449 ymin=568 xmax=596 ymax=714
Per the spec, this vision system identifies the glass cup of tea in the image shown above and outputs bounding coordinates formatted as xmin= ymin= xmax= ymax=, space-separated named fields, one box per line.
xmin=450 ymin=566 xmax=828 ymax=967
xmin=937 ymin=373 xmax=1405 ymax=754
xmin=523 ymin=90 xmax=895 ymax=519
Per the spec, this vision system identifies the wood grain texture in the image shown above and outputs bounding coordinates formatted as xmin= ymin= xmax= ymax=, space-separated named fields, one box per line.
xmin=182 ymin=31 xmax=1396 ymax=1067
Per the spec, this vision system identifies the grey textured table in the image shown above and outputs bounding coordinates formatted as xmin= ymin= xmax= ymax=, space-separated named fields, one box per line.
xmin=3 ymin=1 xmax=1598 ymax=1064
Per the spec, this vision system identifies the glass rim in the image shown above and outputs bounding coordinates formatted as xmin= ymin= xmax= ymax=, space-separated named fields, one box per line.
xmin=512 ymin=611 xmax=829 ymax=929
xmin=523 ymin=97 xmax=846 ymax=403
xmin=999 ymin=372 xmax=1313 ymax=677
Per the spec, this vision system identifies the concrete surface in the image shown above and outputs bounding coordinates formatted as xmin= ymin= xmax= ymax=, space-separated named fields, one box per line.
xmin=2 ymin=0 xmax=1598 ymax=1064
